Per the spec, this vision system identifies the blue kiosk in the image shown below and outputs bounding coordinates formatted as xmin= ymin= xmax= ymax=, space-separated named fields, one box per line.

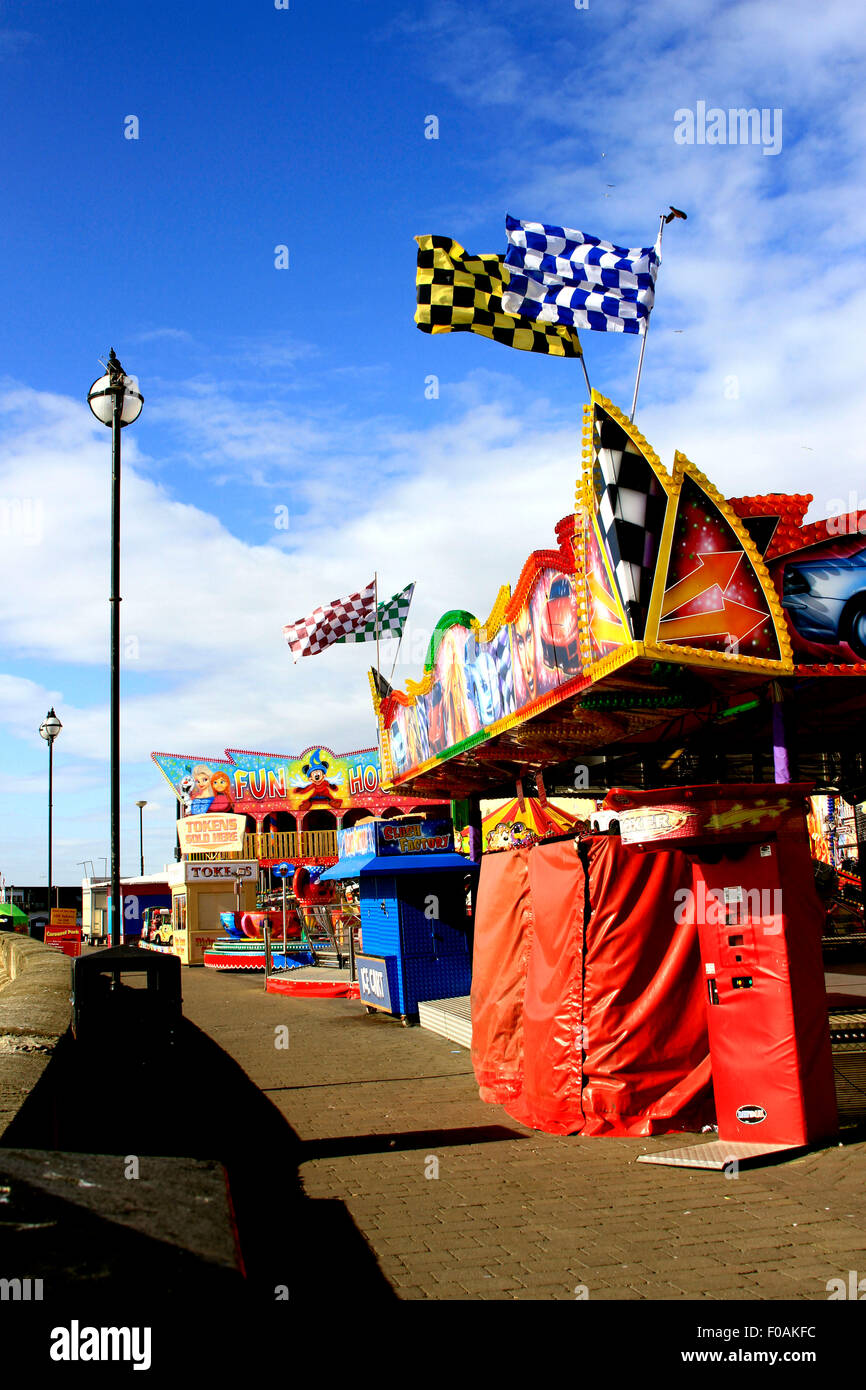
xmin=319 ymin=817 xmax=478 ymax=1022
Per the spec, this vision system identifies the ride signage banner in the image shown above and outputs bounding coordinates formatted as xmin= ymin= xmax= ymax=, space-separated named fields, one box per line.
xmin=375 ymin=819 xmax=454 ymax=856
xmin=49 ymin=908 xmax=77 ymax=927
xmin=152 ymin=744 xmax=442 ymax=824
xmin=177 ymin=813 xmax=247 ymax=854
xmin=336 ymin=818 xmax=455 ymax=861
xmin=45 ymin=923 xmax=82 ymax=957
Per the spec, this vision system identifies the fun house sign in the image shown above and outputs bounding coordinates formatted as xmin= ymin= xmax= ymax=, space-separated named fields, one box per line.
xmin=152 ymin=745 xmax=438 ymax=820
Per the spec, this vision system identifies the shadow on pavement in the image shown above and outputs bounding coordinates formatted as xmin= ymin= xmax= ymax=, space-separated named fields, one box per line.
xmin=1 ymin=1018 xmax=397 ymax=1307
xmin=303 ymin=1124 xmax=526 ymax=1161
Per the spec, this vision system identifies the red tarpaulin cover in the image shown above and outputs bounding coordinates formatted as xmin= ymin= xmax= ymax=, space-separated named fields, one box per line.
xmin=471 ymin=836 xmax=714 ymax=1136
xmin=470 ymin=848 xmax=535 ymax=1105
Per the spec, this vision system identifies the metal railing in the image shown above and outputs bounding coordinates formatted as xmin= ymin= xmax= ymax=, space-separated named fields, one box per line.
xmin=262 ymin=908 xmax=359 ymax=980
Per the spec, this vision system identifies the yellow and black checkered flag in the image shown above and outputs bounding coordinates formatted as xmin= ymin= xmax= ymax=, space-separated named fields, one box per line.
xmin=415 ymin=235 xmax=583 ymax=358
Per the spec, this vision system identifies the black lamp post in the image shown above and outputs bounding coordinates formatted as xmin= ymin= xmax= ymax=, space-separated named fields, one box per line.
xmin=136 ymin=800 xmax=147 ymax=875
xmin=88 ymin=350 xmax=143 ymax=947
xmin=39 ymin=708 xmax=62 ymax=916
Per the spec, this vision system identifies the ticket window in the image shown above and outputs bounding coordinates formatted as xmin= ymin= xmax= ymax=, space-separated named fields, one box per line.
xmin=173 ymin=895 xmax=187 ymax=934
xmin=197 ymin=891 xmax=235 ymax=933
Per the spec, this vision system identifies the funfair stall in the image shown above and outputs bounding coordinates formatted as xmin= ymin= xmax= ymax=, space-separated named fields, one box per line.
xmin=319 ymin=817 xmax=479 ymax=1022
xmin=371 ymin=392 xmax=866 ymax=1156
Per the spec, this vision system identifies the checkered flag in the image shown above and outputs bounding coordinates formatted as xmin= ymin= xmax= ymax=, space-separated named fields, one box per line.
xmin=503 ymin=215 xmax=660 ymax=336
xmin=283 ymin=580 xmax=377 ymax=662
xmin=592 ymin=405 xmax=667 ymax=639
xmin=338 ymin=582 xmax=416 ymax=643
xmin=415 ymin=236 xmax=583 ymax=358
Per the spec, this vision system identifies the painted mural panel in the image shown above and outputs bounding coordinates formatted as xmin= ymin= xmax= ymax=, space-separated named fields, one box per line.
xmin=151 ymin=746 xmax=416 ymax=818
xmin=772 ymin=535 xmax=866 ymax=664
xmin=385 ymin=563 xmax=582 ymax=779
xmin=652 ymin=473 xmax=781 ymax=661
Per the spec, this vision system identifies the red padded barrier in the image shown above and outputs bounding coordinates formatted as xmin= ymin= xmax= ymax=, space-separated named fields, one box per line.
xmin=471 ymin=836 xmax=714 ymax=1136
xmin=579 ymin=837 xmax=713 ymax=1135
xmin=470 ymin=848 xmax=534 ymax=1105
xmin=504 ymin=841 xmax=586 ymax=1133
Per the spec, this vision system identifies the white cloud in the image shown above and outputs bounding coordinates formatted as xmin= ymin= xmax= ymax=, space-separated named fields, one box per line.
xmin=3 ymin=0 xmax=864 ymax=882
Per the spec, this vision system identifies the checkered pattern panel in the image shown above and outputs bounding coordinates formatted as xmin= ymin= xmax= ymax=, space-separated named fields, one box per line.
xmin=283 ymin=580 xmax=376 ymax=661
xmin=503 ymin=215 xmax=660 ymax=335
xmin=415 ymin=235 xmax=583 ymax=358
xmin=592 ymin=408 xmax=667 ymax=639
xmin=338 ymin=582 xmax=415 ymax=643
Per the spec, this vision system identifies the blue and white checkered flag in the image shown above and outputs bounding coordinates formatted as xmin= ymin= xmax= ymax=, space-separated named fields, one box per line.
xmin=502 ymin=215 xmax=661 ymax=336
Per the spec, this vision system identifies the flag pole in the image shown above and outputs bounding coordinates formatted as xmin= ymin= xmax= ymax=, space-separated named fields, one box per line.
xmin=388 ymin=635 xmax=404 ymax=685
xmin=388 ymin=583 xmax=415 ymax=683
xmin=629 ymin=213 xmax=666 ymax=422
xmin=374 ymin=571 xmax=381 ymax=684
xmin=579 ymin=350 xmax=592 ymax=403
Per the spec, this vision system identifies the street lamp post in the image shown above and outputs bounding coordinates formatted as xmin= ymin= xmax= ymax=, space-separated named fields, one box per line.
xmin=88 ymin=350 xmax=143 ymax=948
xmin=135 ymin=800 xmax=147 ymax=876
xmin=39 ymin=708 xmax=62 ymax=916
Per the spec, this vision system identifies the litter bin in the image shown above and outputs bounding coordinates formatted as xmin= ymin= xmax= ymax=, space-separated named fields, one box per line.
xmin=71 ymin=945 xmax=183 ymax=1055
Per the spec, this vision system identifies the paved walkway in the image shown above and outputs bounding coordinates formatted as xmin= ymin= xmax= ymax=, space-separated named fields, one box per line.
xmin=182 ymin=967 xmax=866 ymax=1301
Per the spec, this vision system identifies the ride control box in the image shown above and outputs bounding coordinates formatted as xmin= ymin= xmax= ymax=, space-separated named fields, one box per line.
xmin=608 ymin=783 xmax=838 ymax=1147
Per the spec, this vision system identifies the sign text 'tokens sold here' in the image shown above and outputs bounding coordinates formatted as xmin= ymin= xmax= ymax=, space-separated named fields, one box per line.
xmin=176 ymin=813 xmax=247 ymax=854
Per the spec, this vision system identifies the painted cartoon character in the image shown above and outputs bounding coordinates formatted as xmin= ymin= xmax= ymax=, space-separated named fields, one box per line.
xmin=439 ymin=629 xmax=476 ymax=744
xmin=208 ymin=770 xmax=234 ymax=813
xmin=178 ymin=768 xmax=196 ymax=809
xmin=427 ymin=683 xmax=445 ymax=752
xmin=390 ymin=720 xmax=408 ymax=773
xmin=189 ymin=764 xmax=215 ymax=815
xmin=406 ymin=706 xmax=430 ymax=767
xmin=511 ymin=606 xmax=537 ymax=705
xmin=464 ymin=637 xmax=503 ymax=727
xmin=485 ymin=824 xmax=513 ymax=852
xmin=509 ymin=821 xmax=536 ymax=849
xmin=291 ymin=749 xmax=344 ymax=810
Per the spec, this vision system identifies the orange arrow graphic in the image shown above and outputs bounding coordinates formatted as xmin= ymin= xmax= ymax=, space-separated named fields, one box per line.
xmin=588 ymin=573 xmax=626 ymax=647
xmin=588 ymin=572 xmax=621 ymax=617
xmin=591 ymin=613 xmax=627 ymax=646
xmin=658 ymin=596 xmax=767 ymax=644
xmin=662 ymin=551 xmax=744 ymax=617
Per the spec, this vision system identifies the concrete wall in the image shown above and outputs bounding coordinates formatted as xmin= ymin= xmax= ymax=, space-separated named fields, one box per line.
xmin=0 ymin=934 xmax=71 ymax=1139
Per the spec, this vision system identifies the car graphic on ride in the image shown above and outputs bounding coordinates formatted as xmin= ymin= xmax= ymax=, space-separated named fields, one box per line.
xmin=539 ymin=575 xmax=580 ymax=672
xmin=781 ymin=546 xmax=866 ymax=658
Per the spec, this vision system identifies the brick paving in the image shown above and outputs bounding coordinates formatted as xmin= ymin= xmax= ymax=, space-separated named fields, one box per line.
xmin=181 ymin=968 xmax=866 ymax=1301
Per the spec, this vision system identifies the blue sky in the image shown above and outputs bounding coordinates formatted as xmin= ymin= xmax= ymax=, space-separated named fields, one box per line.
xmin=1 ymin=0 xmax=864 ymax=886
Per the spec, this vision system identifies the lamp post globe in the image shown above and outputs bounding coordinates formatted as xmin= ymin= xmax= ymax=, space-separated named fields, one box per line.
xmin=39 ymin=708 xmax=62 ymax=743
xmin=87 ymin=356 xmax=143 ymax=427
xmin=88 ymin=348 xmax=143 ymax=947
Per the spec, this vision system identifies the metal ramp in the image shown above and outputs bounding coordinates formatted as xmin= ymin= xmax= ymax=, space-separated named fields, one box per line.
xmin=637 ymin=1140 xmax=801 ymax=1170
xmin=417 ymin=995 xmax=472 ymax=1048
